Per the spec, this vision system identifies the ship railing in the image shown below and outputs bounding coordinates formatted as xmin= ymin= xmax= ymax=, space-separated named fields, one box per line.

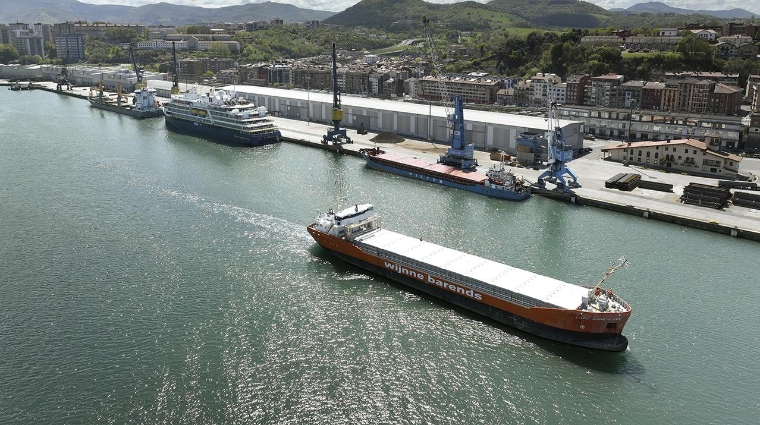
xmin=359 ymin=245 xmax=554 ymax=309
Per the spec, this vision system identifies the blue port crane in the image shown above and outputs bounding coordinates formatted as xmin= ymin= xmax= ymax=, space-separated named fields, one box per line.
xmin=422 ymin=16 xmax=477 ymax=170
xmin=536 ymin=100 xmax=580 ymax=191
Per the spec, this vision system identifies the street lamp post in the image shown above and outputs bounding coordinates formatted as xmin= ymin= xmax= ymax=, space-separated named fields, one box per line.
xmin=306 ymin=76 xmax=310 ymax=125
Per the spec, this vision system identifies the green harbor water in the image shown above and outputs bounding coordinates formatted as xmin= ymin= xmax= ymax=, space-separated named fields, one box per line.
xmin=1 ymin=89 xmax=759 ymax=424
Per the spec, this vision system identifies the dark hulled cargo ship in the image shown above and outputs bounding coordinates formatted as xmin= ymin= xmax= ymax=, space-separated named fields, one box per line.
xmin=360 ymin=148 xmax=530 ymax=201
xmin=308 ymin=203 xmax=631 ymax=351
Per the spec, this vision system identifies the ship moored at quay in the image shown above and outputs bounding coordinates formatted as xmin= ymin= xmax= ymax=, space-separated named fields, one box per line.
xmin=88 ymin=84 xmax=163 ymax=118
xmin=163 ymin=86 xmax=281 ymax=147
xmin=308 ymin=203 xmax=632 ymax=351
xmin=358 ymin=95 xmax=530 ymax=201
xmin=360 ymin=147 xmax=531 ymax=201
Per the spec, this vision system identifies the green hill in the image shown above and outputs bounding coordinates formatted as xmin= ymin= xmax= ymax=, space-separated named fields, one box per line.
xmin=486 ymin=0 xmax=614 ymax=28
xmin=323 ymin=0 xmax=527 ymax=31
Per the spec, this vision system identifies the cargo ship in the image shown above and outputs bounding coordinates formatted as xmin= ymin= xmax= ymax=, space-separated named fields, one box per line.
xmin=88 ymin=86 xmax=163 ymax=118
xmin=163 ymin=87 xmax=281 ymax=147
xmin=308 ymin=203 xmax=631 ymax=351
xmin=359 ymin=148 xmax=530 ymax=201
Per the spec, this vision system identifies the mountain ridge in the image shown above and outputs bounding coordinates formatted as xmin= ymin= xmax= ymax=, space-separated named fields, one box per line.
xmin=625 ymin=2 xmax=756 ymax=19
xmin=0 ymin=0 xmax=335 ymax=25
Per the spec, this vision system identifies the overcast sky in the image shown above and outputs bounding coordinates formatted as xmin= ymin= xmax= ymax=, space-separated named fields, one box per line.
xmin=79 ymin=0 xmax=760 ymax=15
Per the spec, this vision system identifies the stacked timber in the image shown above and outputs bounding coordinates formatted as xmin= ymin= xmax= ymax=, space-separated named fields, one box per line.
xmin=605 ymin=173 xmax=627 ymax=189
xmin=718 ymin=180 xmax=758 ymax=190
xmin=680 ymin=183 xmax=731 ymax=209
xmin=637 ymin=180 xmax=674 ymax=192
xmin=605 ymin=173 xmax=641 ymax=191
xmin=732 ymin=191 xmax=760 ymax=209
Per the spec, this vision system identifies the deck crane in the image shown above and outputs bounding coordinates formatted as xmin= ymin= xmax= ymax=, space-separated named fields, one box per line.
xmin=422 ymin=16 xmax=477 ymax=170
xmin=535 ymin=100 xmax=580 ymax=191
xmin=323 ymin=42 xmax=352 ymax=145
xmin=171 ymin=42 xmax=180 ymax=95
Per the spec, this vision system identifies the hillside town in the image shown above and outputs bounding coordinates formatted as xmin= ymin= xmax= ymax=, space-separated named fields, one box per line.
xmin=2 ymin=19 xmax=760 ymax=153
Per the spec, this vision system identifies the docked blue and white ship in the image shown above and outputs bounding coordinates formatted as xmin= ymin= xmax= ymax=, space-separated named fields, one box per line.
xmin=163 ymin=87 xmax=281 ymax=147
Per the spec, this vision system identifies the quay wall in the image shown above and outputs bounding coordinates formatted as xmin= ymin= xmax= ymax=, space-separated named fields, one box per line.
xmin=533 ymin=188 xmax=760 ymax=242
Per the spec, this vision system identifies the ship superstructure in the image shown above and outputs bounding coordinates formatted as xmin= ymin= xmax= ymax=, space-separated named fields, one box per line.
xmin=308 ymin=203 xmax=631 ymax=351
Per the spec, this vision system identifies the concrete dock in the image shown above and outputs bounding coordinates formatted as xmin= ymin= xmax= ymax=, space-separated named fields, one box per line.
xmin=269 ymin=113 xmax=760 ymax=242
xmin=7 ymin=79 xmax=760 ymax=241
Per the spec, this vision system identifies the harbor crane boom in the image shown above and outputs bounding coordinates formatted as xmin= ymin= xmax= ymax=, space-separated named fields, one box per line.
xmin=422 ymin=16 xmax=477 ymax=170
xmin=128 ymin=44 xmax=145 ymax=89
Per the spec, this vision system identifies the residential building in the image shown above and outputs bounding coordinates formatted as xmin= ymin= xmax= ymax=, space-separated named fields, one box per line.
xmin=10 ymin=30 xmax=45 ymax=59
xmin=558 ymin=104 xmax=744 ymax=149
xmin=548 ymin=82 xmax=567 ymax=104
xmin=32 ymin=23 xmax=52 ymax=43
xmin=67 ymin=22 xmax=145 ymax=38
xmin=664 ymin=72 xmax=740 ymax=87
xmin=268 ymin=63 xmax=292 ymax=86
xmin=722 ymin=22 xmax=760 ymax=38
xmin=529 ymin=72 xmax=561 ymax=107
xmin=589 ymin=74 xmax=625 ymax=107
xmin=622 ymin=35 xmax=681 ymax=50
xmin=580 ymin=35 xmax=619 ymax=46
xmin=678 ymin=79 xmax=713 ymax=114
xmin=565 ymin=74 xmax=590 ymax=105
xmin=658 ymin=28 xmax=679 ymax=36
xmin=417 ymin=75 xmax=500 ymax=104
xmin=746 ymin=114 xmax=760 ymax=150
xmin=514 ymin=80 xmax=531 ymax=107
xmin=747 ymin=74 xmax=760 ymax=111
xmin=641 ymin=81 xmax=666 ymax=111
xmin=620 ymin=80 xmax=645 ymax=108
xmin=709 ymin=83 xmax=743 ymax=115
xmin=601 ymin=138 xmax=742 ymax=178
xmin=715 ymin=40 xmax=757 ymax=59
xmin=54 ymin=34 xmax=85 ymax=62
xmin=0 ymin=24 xmax=12 ymax=44
xmin=689 ymin=29 xmax=717 ymax=41
xmin=496 ymin=87 xmax=515 ymax=105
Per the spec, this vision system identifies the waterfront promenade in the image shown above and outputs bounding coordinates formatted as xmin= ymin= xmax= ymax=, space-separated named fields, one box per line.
xmin=7 ymin=79 xmax=760 ymax=240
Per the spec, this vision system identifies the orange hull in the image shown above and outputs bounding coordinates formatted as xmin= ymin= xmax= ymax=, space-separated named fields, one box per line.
xmin=308 ymin=225 xmax=631 ymax=350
